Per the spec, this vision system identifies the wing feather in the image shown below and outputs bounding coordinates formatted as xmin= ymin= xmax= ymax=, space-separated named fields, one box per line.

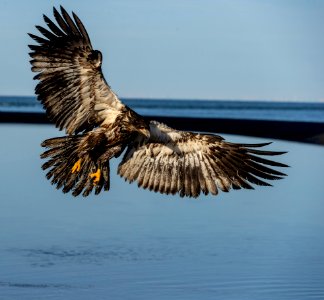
xmin=146 ymin=158 xmax=157 ymax=191
xmin=169 ymin=155 xmax=179 ymax=195
xmin=72 ymin=12 xmax=91 ymax=45
xmin=220 ymin=155 xmax=255 ymax=190
xmin=177 ymin=157 xmax=185 ymax=197
xmin=29 ymin=33 xmax=49 ymax=45
xmin=188 ymin=153 xmax=200 ymax=197
xmin=137 ymin=157 xmax=152 ymax=188
xmin=118 ymin=121 xmax=287 ymax=198
xmin=183 ymin=153 xmax=190 ymax=196
xmin=53 ymin=6 xmax=70 ymax=34
xmin=60 ymin=6 xmax=80 ymax=35
xmin=152 ymin=156 xmax=163 ymax=193
xmin=207 ymin=154 xmax=230 ymax=192
xmin=215 ymin=156 xmax=249 ymax=190
xmin=128 ymin=150 xmax=146 ymax=183
xmin=134 ymin=159 xmax=146 ymax=187
xmin=194 ymin=153 xmax=208 ymax=195
xmin=43 ymin=14 xmax=65 ymax=37
xmin=248 ymin=154 xmax=288 ymax=167
xmin=202 ymin=154 xmax=218 ymax=195
xmin=35 ymin=25 xmax=57 ymax=40
xmin=29 ymin=6 xmax=124 ymax=134
xmin=159 ymin=156 xmax=170 ymax=194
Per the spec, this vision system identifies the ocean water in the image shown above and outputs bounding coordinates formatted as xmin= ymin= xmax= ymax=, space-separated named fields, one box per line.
xmin=1 ymin=95 xmax=324 ymax=122
xmin=0 ymin=124 xmax=324 ymax=300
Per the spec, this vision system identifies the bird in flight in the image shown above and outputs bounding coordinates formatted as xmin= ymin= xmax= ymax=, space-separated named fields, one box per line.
xmin=29 ymin=6 xmax=288 ymax=197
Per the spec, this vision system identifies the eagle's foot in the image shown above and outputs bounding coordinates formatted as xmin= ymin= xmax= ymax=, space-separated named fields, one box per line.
xmin=89 ymin=168 xmax=101 ymax=185
xmin=71 ymin=159 xmax=81 ymax=173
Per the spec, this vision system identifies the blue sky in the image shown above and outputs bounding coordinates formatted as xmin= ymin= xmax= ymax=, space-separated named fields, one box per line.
xmin=0 ymin=0 xmax=323 ymax=101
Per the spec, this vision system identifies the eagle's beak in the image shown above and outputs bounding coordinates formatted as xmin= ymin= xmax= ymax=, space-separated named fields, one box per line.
xmin=138 ymin=127 xmax=150 ymax=138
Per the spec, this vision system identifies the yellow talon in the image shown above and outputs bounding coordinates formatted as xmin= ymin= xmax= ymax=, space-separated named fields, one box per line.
xmin=89 ymin=168 xmax=101 ymax=185
xmin=71 ymin=159 xmax=81 ymax=173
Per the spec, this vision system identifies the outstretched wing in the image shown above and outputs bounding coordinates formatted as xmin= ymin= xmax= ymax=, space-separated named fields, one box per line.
xmin=29 ymin=6 xmax=124 ymax=134
xmin=118 ymin=121 xmax=288 ymax=198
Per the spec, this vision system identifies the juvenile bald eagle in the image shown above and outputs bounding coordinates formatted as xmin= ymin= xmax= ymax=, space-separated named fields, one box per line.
xmin=29 ymin=6 xmax=288 ymax=197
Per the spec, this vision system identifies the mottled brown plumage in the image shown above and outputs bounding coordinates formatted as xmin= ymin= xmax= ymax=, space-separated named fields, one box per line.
xmin=29 ymin=6 xmax=288 ymax=197
xmin=118 ymin=121 xmax=287 ymax=198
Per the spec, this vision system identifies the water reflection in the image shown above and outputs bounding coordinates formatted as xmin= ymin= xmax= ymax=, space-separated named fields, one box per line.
xmin=0 ymin=124 xmax=323 ymax=300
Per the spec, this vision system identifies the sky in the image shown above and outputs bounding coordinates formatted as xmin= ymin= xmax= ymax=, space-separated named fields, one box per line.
xmin=0 ymin=0 xmax=323 ymax=101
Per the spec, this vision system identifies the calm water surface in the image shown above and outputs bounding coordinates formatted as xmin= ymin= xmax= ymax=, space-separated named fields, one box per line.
xmin=1 ymin=96 xmax=324 ymax=122
xmin=0 ymin=124 xmax=324 ymax=299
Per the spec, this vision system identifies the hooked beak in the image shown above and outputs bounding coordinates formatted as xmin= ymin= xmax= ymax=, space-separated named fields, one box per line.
xmin=138 ymin=127 xmax=150 ymax=138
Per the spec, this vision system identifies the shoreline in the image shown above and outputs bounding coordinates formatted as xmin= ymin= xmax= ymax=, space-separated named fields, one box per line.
xmin=1 ymin=111 xmax=324 ymax=145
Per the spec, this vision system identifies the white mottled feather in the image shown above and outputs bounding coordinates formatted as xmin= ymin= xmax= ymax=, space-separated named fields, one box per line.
xmin=118 ymin=120 xmax=287 ymax=198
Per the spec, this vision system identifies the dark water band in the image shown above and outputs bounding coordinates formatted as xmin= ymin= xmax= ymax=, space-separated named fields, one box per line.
xmin=1 ymin=111 xmax=323 ymax=145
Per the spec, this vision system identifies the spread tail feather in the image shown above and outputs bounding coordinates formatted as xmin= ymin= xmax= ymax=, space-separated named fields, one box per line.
xmin=41 ymin=135 xmax=110 ymax=197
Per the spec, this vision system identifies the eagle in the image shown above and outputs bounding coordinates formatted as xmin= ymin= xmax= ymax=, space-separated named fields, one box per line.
xmin=29 ymin=6 xmax=288 ymax=197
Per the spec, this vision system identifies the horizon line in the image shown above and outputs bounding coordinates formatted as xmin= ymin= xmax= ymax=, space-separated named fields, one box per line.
xmin=0 ymin=94 xmax=323 ymax=103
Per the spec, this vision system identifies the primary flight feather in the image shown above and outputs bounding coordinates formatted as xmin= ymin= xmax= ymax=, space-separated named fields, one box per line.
xmin=29 ymin=6 xmax=288 ymax=197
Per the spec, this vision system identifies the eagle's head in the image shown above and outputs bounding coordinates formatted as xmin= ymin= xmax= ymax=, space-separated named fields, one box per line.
xmin=122 ymin=108 xmax=150 ymax=139
xmin=130 ymin=118 xmax=150 ymax=138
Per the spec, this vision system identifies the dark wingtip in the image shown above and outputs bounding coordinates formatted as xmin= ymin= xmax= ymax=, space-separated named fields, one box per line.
xmin=53 ymin=6 xmax=59 ymax=16
xmin=60 ymin=5 xmax=69 ymax=16
xmin=60 ymin=5 xmax=68 ymax=16
xmin=273 ymin=151 xmax=288 ymax=155
xmin=43 ymin=13 xmax=53 ymax=27
xmin=41 ymin=140 xmax=48 ymax=147
xmin=28 ymin=44 xmax=36 ymax=50
xmin=280 ymin=163 xmax=290 ymax=168
xmin=33 ymin=73 xmax=41 ymax=80
xmin=239 ymin=142 xmax=272 ymax=148
xmin=253 ymin=142 xmax=272 ymax=147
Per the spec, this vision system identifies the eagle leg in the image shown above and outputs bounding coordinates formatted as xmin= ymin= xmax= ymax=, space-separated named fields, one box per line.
xmin=89 ymin=168 xmax=101 ymax=185
xmin=71 ymin=159 xmax=82 ymax=173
